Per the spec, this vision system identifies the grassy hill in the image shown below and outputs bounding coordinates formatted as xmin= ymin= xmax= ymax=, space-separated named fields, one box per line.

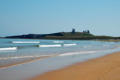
xmin=44 ymin=32 xmax=95 ymax=40
xmin=61 ymin=32 xmax=94 ymax=37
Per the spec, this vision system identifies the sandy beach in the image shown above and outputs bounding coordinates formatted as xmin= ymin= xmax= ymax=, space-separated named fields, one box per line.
xmin=30 ymin=52 xmax=120 ymax=80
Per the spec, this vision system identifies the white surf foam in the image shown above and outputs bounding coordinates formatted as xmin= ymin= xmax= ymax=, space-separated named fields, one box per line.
xmin=59 ymin=51 xmax=97 ymax=56
xmin=53 ymin=41 xmax=64 ymax=43
xmin=0 ymin=55 xmax=52 ymax=60
xmin=0 ymin=47 xmax=17 ymax=51
xmin=38 ymin=44 xmax=61 ymax=47
xmin=12 ymin=41 xmax=40 ymax=44
xmin=63 ymin=43 xmax=77 ymax=47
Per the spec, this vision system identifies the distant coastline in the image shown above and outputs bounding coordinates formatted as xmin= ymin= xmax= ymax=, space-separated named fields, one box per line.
xmin=3 ymin=29 xmax=120 ymax=40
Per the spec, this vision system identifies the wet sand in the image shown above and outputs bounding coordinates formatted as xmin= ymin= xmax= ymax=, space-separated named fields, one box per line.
xmin=30 ymin=52 xmax=120 ymax=80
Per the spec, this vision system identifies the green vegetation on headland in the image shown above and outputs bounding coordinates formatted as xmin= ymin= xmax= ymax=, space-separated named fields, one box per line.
xmin=5 ymin=29 xmax=120 ymax=41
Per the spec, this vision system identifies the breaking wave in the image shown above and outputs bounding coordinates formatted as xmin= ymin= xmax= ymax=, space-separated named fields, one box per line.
xmin=0 ymin=47 xmax=17 ymax=51
xmin=63 ymin=43 xmax=77 ymax=47
xmin=0 ymin=50 xmax=98 ymax=60
xmin=0 ymin=55 xmax=53 ymax=60
xmin=59 ymin=51 xmax=97 ymax=56
xmin=12 ymin=41 xmax=40 ymax=44
xmin=38 ymin=44 xmax=62 ymax=47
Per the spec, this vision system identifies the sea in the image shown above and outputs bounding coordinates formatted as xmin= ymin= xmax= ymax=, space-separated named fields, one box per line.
xmin=0 ymin=38 xmax=120 ymax=80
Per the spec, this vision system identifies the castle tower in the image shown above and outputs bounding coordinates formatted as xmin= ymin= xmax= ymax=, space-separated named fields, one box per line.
xmin=72 ymin=28 xmax=75 ymax=34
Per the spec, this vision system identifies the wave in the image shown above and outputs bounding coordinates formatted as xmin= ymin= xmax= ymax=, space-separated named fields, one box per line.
xmin=0 ymin=47 xmax=17 ymax=51
xmin=53 ymin=41 xmax=64 ymax=43
xmin=0 ymin=55 xmax=53 ymax=60
xmin=63 ymin=43 xmax=77 ymax=47
xmin=59 ymin=51 xmax=97 ymax=56
xmin=0 ymin=50 xmax=98 ymax=60
xmin=12 ymin=41 xmax=40 ymax=44
xmin=38 ymin=44 xmax=61 ymax=47
xmin=38 ymin=43 xmax=77 ymax=48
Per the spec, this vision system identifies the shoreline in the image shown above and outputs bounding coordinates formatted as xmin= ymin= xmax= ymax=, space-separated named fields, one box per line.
xmin=30 ymin=51 xmax=120 ymax=80
xmin=0 ymin=56 xmax=51 ymax=69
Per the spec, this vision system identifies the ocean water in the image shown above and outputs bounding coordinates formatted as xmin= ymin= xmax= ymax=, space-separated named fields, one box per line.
xmin=0 ymin=38 xmax=120 ymax=66
xmin=0 ymin=38 xmax=120 ymax=80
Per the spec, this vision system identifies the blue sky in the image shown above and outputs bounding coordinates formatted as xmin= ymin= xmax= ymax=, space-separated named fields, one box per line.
xmin=0 ymin=0 xmax=120 ymax=37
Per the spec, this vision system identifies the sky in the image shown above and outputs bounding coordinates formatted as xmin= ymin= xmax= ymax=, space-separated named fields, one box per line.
xmin=0 ymin=0 xmax=120 ymax=37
